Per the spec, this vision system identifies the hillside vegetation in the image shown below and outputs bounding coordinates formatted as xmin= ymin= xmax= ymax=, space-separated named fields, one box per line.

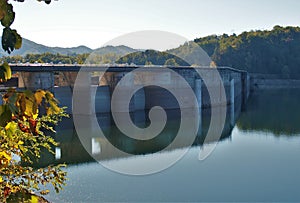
xmin=116 ymin=49 xmax=190 ymax=66
xmin=2 ymin=26 xmax=300 ymax=76
xmin=194 ymin=26 xmax=300 ymax=74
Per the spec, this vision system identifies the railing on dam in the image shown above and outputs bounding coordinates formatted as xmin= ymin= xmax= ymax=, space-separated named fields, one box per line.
xmin=3 ymin=65 xmax=250 ymax=114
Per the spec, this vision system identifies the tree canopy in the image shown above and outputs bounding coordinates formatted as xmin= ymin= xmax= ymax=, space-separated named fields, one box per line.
xmin=116 ymin=50 xmax=190 ymax=66
xmin=194 ymin=26 xmax=300 ymax=75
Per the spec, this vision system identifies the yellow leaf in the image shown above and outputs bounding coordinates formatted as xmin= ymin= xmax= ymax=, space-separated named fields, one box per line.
xmin=34 ymin=90 xmax=46 ymax=105
xmin=30 ymin=195 xmax=39 ymax=203
xmin=5 ymin=122 xmax=12 ymax=130
xmin=2 ymin=62 xmax=12 ymax=80
xmin=18 ymin=141 xmax=24 ymax=145
xmin=33 ymin=113 xmax=38 ymax=120
xmin=5 ymin=121 xmax=17 ymax=134
xmin=0 ymin=151 xmax=11 ymax=161
xmin=24 ymin=95 xmax=35 ymax=117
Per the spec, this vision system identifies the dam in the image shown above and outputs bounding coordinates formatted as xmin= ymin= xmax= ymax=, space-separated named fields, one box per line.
xmin=5 ymin=65 xmax=251 ymax=168
xmin=9 ymin=65 xmax=251 ymax=114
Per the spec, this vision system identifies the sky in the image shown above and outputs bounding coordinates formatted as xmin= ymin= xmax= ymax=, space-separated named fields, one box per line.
xmin=10 ymin=0 xmax=300 ymax=49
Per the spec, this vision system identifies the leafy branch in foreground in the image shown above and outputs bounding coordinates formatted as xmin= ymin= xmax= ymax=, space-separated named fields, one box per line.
xmin=0 ymin=1 xmax=68 ymax=202
xmin=0 ymin=89 xmax=68 ymax=202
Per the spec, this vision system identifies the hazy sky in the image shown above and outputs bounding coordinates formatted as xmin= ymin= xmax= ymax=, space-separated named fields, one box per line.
xmin=11 ymin=0 xmax=300 ymax=49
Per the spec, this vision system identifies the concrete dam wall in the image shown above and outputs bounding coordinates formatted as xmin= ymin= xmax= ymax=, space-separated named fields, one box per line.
xmin=44 ymin=66 xmax=250 ymax=114
xmin=8 ymin=66 xmax=250 ymax=114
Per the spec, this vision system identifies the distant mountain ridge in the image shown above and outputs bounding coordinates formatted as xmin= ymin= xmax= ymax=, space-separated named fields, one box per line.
xmin=2 ymin=25 xmax=300 ymax=76
xmin=93 ymin=45 xmax=137 ymax=55
xmin=0 ymin=38 xmax=137 ymax=56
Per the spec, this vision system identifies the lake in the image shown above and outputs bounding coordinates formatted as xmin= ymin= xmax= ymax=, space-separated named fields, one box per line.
xmin=41 ymin=89 xmax=300 ymax=202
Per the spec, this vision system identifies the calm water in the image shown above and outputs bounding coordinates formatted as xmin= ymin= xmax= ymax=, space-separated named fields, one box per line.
xmin=42 ymin=89 xmax=300 ymax=202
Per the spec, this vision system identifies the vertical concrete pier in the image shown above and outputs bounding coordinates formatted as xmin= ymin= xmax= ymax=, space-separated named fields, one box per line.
xmin=72 ymin=72 xmax=95 ymax=115
xmin=241 ymin=71 xmax=250 ymax=110
xmin=195 ymin=79 xmax=202 ymax=108
xmin=230 ymin=79 xmax=235 ymax=126
xmin=194 ymin=79 xmax=202 ymax=137
xmin=230 ymin=79 xmax=235 ymax=105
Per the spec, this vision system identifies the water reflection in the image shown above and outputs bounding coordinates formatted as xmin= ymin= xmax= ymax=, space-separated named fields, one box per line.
xmin=45 ymin=90 xmax=300 ymax=202
xmin=33 ymin=100 xmax=242 ymax=168
xmin=237 ymin=89 xmax=300 ymax=136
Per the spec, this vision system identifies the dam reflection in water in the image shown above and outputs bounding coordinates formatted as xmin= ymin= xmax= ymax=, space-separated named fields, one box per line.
xmin=35 ymin=99 xmax=242 ymax=168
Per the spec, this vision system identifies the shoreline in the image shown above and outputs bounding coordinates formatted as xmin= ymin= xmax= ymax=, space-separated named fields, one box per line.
xmin=251 ymin=78 xmax=300 ymax=89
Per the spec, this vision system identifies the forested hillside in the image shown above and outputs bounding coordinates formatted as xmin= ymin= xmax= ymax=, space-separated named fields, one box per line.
xmin=2 ymin=26 xmax=300 ymax=76
xmin=116 ymin=50 xmax=190 ymax=66
xmin=194 ymin=26 xmax=300 ymax=74
xmin=118 ymin=25 xmax=300 ymax=74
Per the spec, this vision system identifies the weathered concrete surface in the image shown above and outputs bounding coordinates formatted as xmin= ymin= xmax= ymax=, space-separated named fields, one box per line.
xmin=18 ymin=72 xmax=54 ymax=91
xmin=108 ymin=67 xmax=249 ymax=110
xmin=9 ymin=66 xmax=250 ymax=113
xmin=54 ymin=85 xmax=111 ymax=114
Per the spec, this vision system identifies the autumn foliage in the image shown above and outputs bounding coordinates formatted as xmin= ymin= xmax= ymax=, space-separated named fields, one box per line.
xmin=0 ymin=0 xmax=68 ymax=202
xmin=0 ymin=88 xmax=68 ymax=201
